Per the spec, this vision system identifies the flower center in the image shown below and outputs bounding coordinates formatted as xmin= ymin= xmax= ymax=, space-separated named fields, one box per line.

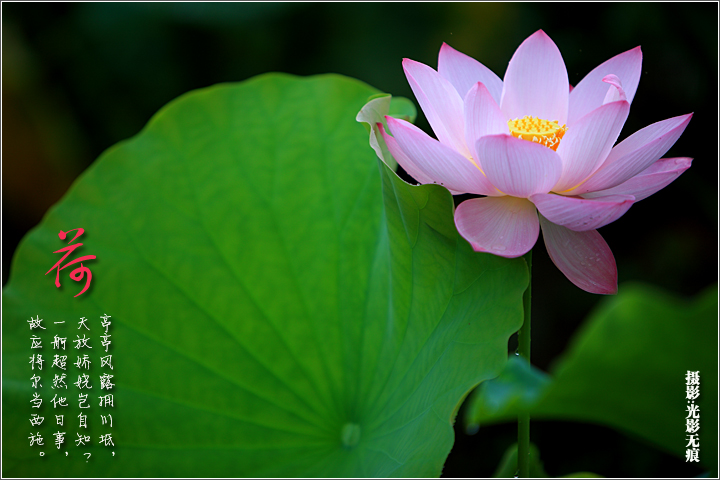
xmin=507 ymin=116 xmax=567 ymax=151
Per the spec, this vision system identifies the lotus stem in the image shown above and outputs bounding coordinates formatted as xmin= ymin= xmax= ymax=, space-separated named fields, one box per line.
xmin=517 ymin=249 xmax=532 ymax=478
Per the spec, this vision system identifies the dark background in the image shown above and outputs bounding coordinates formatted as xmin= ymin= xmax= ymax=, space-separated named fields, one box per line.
xmin=2 ymin=3 xmax=717 ymax=477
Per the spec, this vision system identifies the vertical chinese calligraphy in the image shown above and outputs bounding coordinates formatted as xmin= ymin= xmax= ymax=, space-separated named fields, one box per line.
xmin=98 ymin=315 xmax=114 ymax=449
xmin=28 ymin=315 xmax=47 ymax=454
xmin=27 ymin=314 xmax=116 ymax=460
xmin=685 ymin=370 xmax=700 ymax=463
xmin=45 ymin=229 xmax=96 ymax=297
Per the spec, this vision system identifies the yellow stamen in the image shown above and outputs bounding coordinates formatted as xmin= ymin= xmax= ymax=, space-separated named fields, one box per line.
xmin=507 ymin=116 xmax=567 ymax=151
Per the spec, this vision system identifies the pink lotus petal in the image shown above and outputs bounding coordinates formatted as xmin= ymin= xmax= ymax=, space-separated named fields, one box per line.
xmin=583 ymin=157 xmax=692 ymax=201
xmin=385 ymin=116 xmax=498 ymax=195
xmin=540 ymin=215 xmax=618 ymax=294
xmin=568 ymin=46 xmax=642 ymax=125
xmin=403 ymin=58 xmax=471 ymax=157
xmin=530 ymin=193 xmax=634 ymax=231
xmin=500 ymin=30 xmax=569 ymax=124
xmin=382 ymin=124 xmax=464 ymax=196
xmin=464 ymin=82 xmax=508 ymax=161
xmin=476 ymin=134 xmax=563 ymax=198
xmin=602 ymin=74 xmax=627 ymax=104
xmin=553 ymin=100 xmax=630 ymax=193
xmin=455 ymin=196 xmax=539 ymax=258
xmin=569 ymin=113 xmax=693 ymax=194
xmin=438 ymin=42 xmax=504 ymax=105
xmin=378 ymin=122 xmax=442 ymax=185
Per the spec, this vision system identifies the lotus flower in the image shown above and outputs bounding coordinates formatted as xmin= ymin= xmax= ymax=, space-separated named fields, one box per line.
xmin=380 ymin=30 xmax=692 ymax=294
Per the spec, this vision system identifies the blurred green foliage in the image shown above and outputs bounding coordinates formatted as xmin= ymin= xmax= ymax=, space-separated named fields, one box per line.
xmin=468 ymin=283 xmax=718 ymax=476
xmin=2 ymin=3 xmax=717 ymax=477
xmin=492 ymin=442 xmax=549 ymax=478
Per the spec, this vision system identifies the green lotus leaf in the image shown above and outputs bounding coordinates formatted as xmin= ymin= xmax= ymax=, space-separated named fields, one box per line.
xmin=3 ymin=73 xmax=527 ymax=477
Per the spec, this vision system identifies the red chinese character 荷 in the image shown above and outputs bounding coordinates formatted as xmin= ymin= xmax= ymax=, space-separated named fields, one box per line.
xmin=45 ymin=228 xmax=96 ymax=297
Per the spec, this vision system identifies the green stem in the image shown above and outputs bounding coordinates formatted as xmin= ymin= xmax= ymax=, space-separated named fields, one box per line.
xmin=517 ymin=249 xmax=532 ymax=478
